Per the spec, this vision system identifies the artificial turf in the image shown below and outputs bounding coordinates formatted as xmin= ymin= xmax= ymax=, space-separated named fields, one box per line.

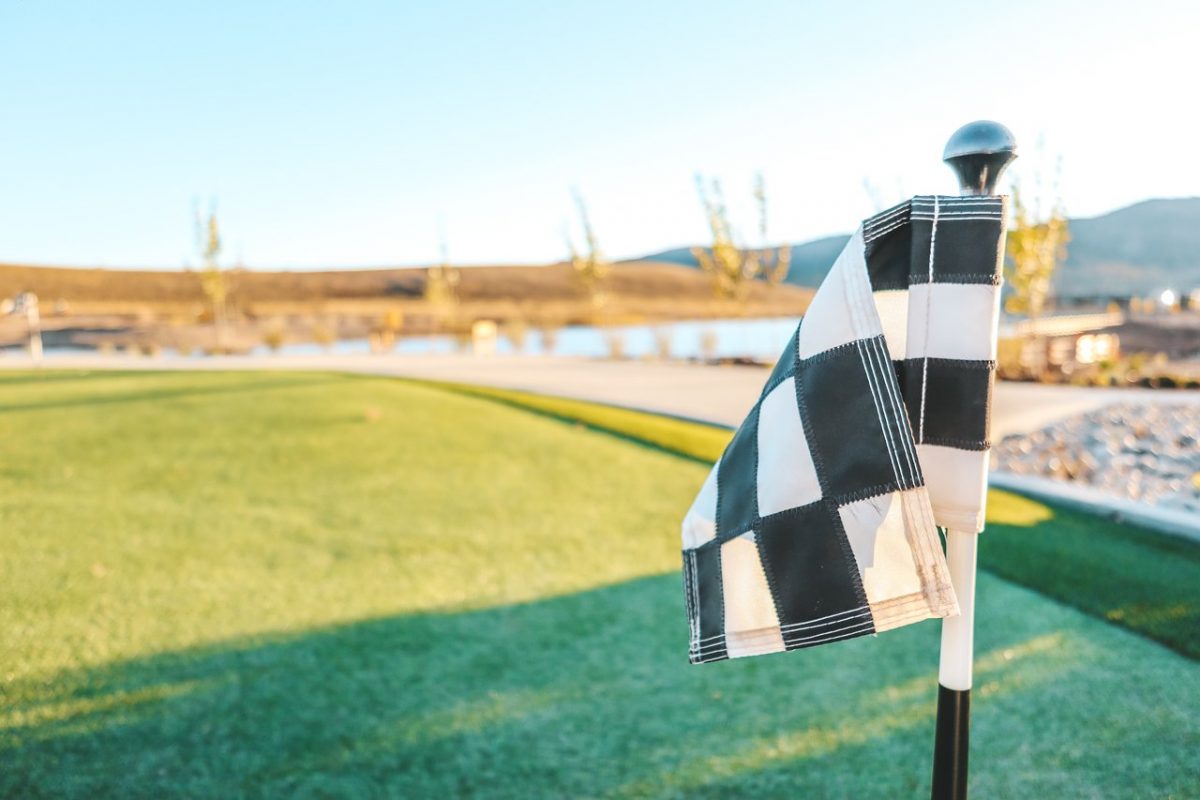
xmin=447 ymin=381 xmax=1200 ymax=661
xmin=1 ymin=370 xmax=1197 ymax=798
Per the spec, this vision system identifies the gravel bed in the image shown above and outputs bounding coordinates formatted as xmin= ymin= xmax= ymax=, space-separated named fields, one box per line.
xmin=991 ymin=402 xmax=1200 ymax=514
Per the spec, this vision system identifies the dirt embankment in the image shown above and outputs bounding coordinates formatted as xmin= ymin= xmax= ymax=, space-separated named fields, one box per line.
xmin=0 ymin=261 xmax=813 ymax=353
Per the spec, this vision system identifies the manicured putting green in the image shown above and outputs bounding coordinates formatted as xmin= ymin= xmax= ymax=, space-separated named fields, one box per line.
xmin=453 ymin=381 xmax=1200 ymax=661
xmin=1 ymin=370 xmax=1197 ymax=798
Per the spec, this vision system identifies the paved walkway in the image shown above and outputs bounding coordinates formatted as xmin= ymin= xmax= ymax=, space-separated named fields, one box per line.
xmin=4 ymin=352 xmax=1197 ymax=438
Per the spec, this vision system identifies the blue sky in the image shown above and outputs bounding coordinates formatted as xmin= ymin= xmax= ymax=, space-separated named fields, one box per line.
xmin=1 ymin=1 xmax=1197 ymax=269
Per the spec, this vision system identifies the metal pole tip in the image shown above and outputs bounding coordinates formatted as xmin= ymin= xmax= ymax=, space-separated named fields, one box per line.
xmin=943 ymin=121 xmax=1018 ymax=196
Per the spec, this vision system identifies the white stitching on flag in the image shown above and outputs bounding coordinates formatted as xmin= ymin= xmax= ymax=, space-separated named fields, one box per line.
xmin=868 ymin=336 xmax=922 ymax=484
xmin=855 ymin=339 xmax=904 ymax=487
xmin=918 ymin=196 xmax=939 ymax=443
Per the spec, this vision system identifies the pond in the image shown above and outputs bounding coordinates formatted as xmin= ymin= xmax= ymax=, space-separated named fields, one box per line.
xmin=12 ymin=316 xmax=802 ymax=361
xmin=249 ymin=316 xmax=801 ymax=360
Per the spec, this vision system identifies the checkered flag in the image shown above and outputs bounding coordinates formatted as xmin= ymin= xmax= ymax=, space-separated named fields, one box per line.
xmin=682 ymin=195 xmax=1006 ymax=664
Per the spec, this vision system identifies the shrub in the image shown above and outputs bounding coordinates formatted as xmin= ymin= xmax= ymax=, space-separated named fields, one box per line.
xmin=652 ymin=327 xmax=673 ymax=360
xmin=538 ymin=324 xmax=561 ymax=355
xmin=699 ymin=329 xmax=719 ymax=362
xmin=311 ymin=320 xmax=337 ymax=350
xmin=603 ymin=329 xmax=626 ymax=360
xmin=262 ymin=320 xmax=287 ymax=353
xmin=504 ymin=319 xmax=529 ymax=353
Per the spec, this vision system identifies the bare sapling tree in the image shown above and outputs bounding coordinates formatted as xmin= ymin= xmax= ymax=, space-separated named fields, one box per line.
xmin=195 ymin=202 xmax=230 ymax=352
xmin=566 ymin=189 xmax=610 ymax=308
xmin=692 ymin=173 xmax=791 ymax=302
xmin=425 ymin=226 xmax=461 ymax=316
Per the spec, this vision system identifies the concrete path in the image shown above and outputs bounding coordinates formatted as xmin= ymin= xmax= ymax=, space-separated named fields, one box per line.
xmin=3 ymin=352 xmax=1197 ymax=438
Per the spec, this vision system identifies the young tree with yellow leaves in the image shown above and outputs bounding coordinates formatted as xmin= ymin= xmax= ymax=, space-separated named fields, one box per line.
xmin=1005 ymin=183 xmax=1070 ymax=324
xmin=692 ymin=173 xmax=791 ymax=302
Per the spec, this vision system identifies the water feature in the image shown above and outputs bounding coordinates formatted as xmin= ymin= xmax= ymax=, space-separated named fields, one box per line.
xmin=251 ymin=316 xmax=799 ymax=360
xmin=19 ymin=316 xmax=802 ymax=362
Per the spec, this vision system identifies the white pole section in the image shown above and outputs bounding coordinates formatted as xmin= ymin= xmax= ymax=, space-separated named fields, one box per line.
xmin=938 ymin=529 xmax=978 ymax=692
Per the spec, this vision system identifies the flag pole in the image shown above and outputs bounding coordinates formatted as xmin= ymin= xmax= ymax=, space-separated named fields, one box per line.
xmin=931 ymin=121 xmax=1017 ymax=800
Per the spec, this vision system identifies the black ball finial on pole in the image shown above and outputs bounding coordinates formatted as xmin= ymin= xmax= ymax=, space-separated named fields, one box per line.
xmin=943 ymin=121 xmax=1018 ymax=196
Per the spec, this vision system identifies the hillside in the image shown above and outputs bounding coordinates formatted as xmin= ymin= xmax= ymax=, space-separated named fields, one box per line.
xmin=646 ymin=197 xmax=1200 ymax=297
xmin=1058 ymin=198 xmax=1200 ymax=295
xmin=0 ymin=260 xmax=813 ymax=332
xmin=0 ymin=259 xmax=814 ymax=353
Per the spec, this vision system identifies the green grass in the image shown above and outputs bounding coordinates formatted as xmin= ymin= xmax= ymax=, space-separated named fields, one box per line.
xmin=1 ymin=370 xmax=1198 ymax=798
xmin=983 ymin=490 xmax=1200 ymax=660
xmin=423 ymin=380 xmax=732 ymax=463
xmin=441 ymin=382 xmax=1200 ymax=661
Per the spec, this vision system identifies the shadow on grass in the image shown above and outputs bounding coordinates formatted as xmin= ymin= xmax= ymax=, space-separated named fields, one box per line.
xmin=411 ymin=380 xmax=1200 ymax=665
xmin=407 ymin=379 xmax=731 ymax=466
xmin=983 ymin=491 xmax=1200 ymax=661
xmin=0 ymin=374 xmax=341 ymax=415
xmin=0 ymin=370 xmax=169 ymax=388
xmin=1 ymin=573 xmax=1136 ymax=799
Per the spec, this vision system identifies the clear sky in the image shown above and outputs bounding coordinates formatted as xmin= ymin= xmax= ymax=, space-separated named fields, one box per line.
xmin=2 ymin=1 xmax=1197 ymax=269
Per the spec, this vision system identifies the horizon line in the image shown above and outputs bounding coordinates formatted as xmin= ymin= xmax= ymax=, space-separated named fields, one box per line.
xmin=1 ymin=194 xmax=1194 ymax=274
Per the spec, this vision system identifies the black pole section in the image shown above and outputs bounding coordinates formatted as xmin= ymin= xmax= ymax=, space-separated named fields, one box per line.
xmin=931 ymin=685 xmax=971 ymax=800
xmin=929 ymin=121 xmax=1017 ymax=800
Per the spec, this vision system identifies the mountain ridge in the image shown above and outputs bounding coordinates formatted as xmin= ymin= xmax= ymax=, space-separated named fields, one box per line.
xmin=640 ymin=197 xmax=1200 ymax=296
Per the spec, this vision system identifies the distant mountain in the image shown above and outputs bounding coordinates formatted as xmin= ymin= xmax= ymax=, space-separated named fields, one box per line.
xmin=643 ymin=198 xmax=1200 ymax=297
xmin=1057 ymin=198 xmax=1200 ymax=296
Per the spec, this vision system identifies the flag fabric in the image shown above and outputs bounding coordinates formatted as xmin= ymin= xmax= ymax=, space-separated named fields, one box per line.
xmin=682 ymin=195 xmax=1006 ymax=664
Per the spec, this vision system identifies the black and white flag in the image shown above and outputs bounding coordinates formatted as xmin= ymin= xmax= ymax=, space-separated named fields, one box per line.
xmin=682 ymin=195 xmax=1006 ymax=664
